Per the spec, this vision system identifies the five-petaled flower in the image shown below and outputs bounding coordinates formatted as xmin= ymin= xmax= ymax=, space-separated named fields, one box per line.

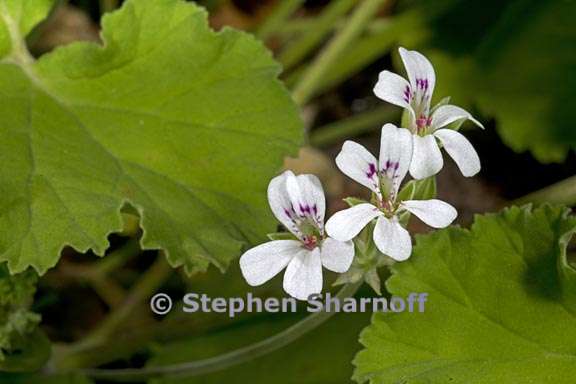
xmin=239 ymin=171 xmax=354 ymax=300
xmin=325 ymin=124 xmax=457 ymax=261
xmin=374 ymin=47 xmax=484 ymax=179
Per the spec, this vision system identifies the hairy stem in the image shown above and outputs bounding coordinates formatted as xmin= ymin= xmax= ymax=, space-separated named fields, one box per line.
xmin=79 ymin=281 xmax=362 ymax=382
xmin=292 ymin=0 xmax=386 ymax=105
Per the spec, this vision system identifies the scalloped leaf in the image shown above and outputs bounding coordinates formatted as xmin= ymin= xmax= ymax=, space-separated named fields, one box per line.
xmin=354 ymin=205 xmax=576 ymax=383
xmin=0 ymin=0 xmax=302 ymax=274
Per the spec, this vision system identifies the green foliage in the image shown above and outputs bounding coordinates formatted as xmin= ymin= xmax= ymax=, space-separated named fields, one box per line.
xmin=0 ymin=0 xmax=302 ymax=275
xmin=353 ymin=205 xmax=576 ymax=383
xmin=0 ymin=265 xmax=48 ymax=371
xmin=397 ymin=177 xmax=436 ymax=202
xmin=0 ymin=372 xmax=92 ymax=384
xmin=149 ymin=311 xmax=372 ymax=384
xmin=417 ymin=0 xmax=576 ymax=162
xmin=0 ymin=0 xmax=55 ymax=57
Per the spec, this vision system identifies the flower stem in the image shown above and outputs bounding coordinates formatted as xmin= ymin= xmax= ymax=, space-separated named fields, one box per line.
xmin=309 ymin=105 xmax=398 ymax=147
xmin=52 ymin=254 xmax=172 ymax=370
xmin=292 ymin=0 xmax=386 ymax=105
xmin=279 ymin=0 xmax=357 ymax=70
xmin=514 ymin=175 xmax=576 ymax=207
xmin=256 ymin=0 xmax=305 ymax=40
xmin=79 ymin=281 xmax=362 ymax=382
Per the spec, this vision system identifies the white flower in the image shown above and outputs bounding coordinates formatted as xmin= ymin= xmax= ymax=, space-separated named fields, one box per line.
xmin=239 ymin=171 xmax=354 ymax=300
xmin=325 ymin=124 xmax=457 ymax=261
xmin=373 ymin=47 xmax=484 ymax=179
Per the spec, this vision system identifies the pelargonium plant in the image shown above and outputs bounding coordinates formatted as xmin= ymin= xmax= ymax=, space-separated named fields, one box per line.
xmin=239 ymin=48 xmax=481 ymax=300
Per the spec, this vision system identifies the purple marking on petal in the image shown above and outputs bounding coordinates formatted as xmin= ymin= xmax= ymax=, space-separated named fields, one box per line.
xmin=312 ymin=205 xmax=318 ymax=215
xmin=366 ymin=163 xmax=377 ymax=178
xmin=403 ymin=85 xmax=412 ymax=103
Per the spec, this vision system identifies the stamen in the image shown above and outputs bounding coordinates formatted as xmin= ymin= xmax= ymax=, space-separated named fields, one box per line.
xmin=302 ymin=235 xmax=318 ymax=250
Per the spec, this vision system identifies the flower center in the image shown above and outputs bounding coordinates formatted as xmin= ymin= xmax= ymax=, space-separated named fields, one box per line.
xmin=415 ymin=114 xmax=432 ymax=135
xmin=302 ymin=235 xmax=318 ymax=250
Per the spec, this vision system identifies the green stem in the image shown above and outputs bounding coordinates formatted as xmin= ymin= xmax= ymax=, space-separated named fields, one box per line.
xmin=256 ymin=0 xmax=305 ymax=40
xmin=291 ymin=0 xmax=386 ymax=105
xmin=53 ymin=254 xmax=173 ymax=369
xmin=92 ymin=237 xmax=140 ymax=277
xmin=514 ymin=175 xmax=576 ymax=207
xmin=279 ymin=0 xmax=357 ymax=70
xmin=79 ymin=281 xmax=362 ymax=382
xmin=309 ymin=106 xmax=398 ymax=147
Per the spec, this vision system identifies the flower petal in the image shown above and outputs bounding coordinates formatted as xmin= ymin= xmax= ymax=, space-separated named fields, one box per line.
xmin=434 ymin=129 xmax=481 ymax=177
xmin=240 ymin=240 xmax=301 ymax=286
xmin=379 ymin=123 xmax=413 ymax=199
xmin=286 ymin=172 xmax=326 ymax=230
xmin=325 ymin=203 xmax=382 ymax=241
xmin=267 ymin=171 xmax=301 ymax=237
xmin=430 ymin=104 xmax=484 ymax=131
xmin=283 ymin=248 xmax=323 ymax=300
xmin=320 ymin=237 xmax=354 ymax=273
xmin=401 ymin=199 xmax=457 ymax=228
xmin=398 ymin=47 xmax=436 ymax=99
xmin=335 ymin=141 xmax=380 ymax=194
xmin=373 ymin=70 xmax=413 ymax=109
xmin=373 ymin=216 xmax=412 ymax=261
xmin=409 ymin=134 xmax=443 ymax=179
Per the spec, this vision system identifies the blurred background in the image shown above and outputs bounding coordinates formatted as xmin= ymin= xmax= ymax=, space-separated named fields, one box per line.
xmin=15 ymin=0 xmax=576 ymax=382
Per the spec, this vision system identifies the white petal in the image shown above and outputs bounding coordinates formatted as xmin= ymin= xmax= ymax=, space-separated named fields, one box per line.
xmin=283 ymin=248 xmax=323 ymax=300
xmin=335 ymin=141 xmax=380 ymax=194
xmin=401 ymin=199 xmax=457 ymax=228
xmin=430 ymin=104 xmax=484 ymax=130
xmin=286 ymin=172 xmax=326 ymax=229
xmin=325 ymin=203 xmax=381 ymax=241
xmin=240 ymin=240 xmax=301 ymax=286
xmin=373 ymin=216 xmax=412 ymax=261
xmin=409 ymin=134 xmax=443 ymax=179
xmin=434 ymin=129 xmax=481 ymax=177
xmin=398 ymin=47 xmax=436 ymax=98
xmin=267 ymin=171 xmax=300 ymax=237
xmin=379 ymin=123 xmax=413 ymax=198
xmin=320 ymin=237 xmax=354 ymax=273
xmin=373 ymin=70 xmax=413 ymax=109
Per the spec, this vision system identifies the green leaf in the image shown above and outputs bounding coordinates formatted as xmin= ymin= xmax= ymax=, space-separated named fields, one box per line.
xmin=0 ymin=372 xmax=92 ymax=384
xmin=0 ymin=0 xmax=302 ymax=274
xmin=417 ymin=0 xmax=576 ymax=162
xmin=266 ymin=232 xmax=298 ymax=241
xmin=0 ymin=329 xmax=50 ymax=372
xmin=0 ymin=264 xmax=45 ymax=371
xmin=397 ymin=176 xmax=436 ymax=202
xmin=354 ymin=205 xmax=576 ymax=383
xmin=0 ymin=0 xmax=55 ymax=58
xmin=344 ymin=196 xmax=369 ymax=207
